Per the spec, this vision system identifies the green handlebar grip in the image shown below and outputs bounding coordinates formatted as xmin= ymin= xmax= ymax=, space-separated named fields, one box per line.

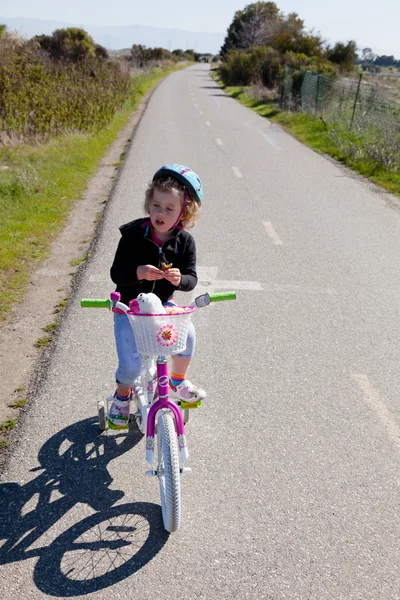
xmin=80 ymin=299 xmax=111 ymax=309
xmin=209 ymin=291 xmax=236 ymax=302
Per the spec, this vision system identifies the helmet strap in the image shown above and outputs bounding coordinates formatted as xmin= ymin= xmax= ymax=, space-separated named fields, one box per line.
xmin=169 ymin=192 xmax=188 ymax=230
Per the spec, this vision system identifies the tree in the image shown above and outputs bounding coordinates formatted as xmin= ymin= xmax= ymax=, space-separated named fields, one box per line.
xmin=131 ymin=44 xmax=146 ymax=67
xmin=220 ymin=2 xmax=281 ymax=57
xmin=220 ymin=3 xmax=323 ymax=60
xmin=373 ymin=54 xmax=399 ymax=67
xmin=34 ymin=28 xmax=106 ymax=62
xmin=326 ymin=40 xmax=357 ymax=72
xmin=361 ymin=47 xmax=375 ymax=63
xmin=271 ymin=26 xmax=323 ymax=57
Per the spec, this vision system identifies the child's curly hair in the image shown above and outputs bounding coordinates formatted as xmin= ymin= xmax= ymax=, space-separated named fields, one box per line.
xmin=144 ymin=177 xmax=200 ymax=229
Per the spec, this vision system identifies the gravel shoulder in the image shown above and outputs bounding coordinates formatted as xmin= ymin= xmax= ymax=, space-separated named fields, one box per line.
xmin=0 ymin=88 xmax=153 ymax=450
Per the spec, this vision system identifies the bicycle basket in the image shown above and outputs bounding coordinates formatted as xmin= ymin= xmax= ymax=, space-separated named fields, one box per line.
xmin=127 ymin=307 xmax=195 ymax=355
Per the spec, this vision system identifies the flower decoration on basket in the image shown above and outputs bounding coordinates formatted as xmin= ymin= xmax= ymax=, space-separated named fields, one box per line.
xmin=156 ymin=323 xmax=178 ymax=347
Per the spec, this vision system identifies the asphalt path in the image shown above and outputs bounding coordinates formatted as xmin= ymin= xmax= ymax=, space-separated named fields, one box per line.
xmin=1 ymin=64 xmax=400 ymax=599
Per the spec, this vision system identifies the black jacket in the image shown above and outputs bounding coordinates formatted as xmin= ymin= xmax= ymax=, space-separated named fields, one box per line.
xmin=110 ymin=218 xmax=198 ymax=305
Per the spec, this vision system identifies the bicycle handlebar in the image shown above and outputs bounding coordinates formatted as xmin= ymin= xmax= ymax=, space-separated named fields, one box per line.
xmin=208 ymin=292 xmax=236 ymax=302
xmin=80 ymin=291 xmax=236 ymax=310
xmin=80 ymin=299 xmax=112 ymax=309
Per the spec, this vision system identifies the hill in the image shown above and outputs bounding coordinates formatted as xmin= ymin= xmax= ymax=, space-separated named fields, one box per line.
xmin=0 ymin=16 xmax=225 ymax=54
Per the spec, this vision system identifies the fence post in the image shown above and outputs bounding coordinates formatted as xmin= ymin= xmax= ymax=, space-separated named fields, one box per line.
xmin=315 ymin=73 xmax=320 ymax=116
xmin=280 ymin=66 xmax=286 ymax=108
xmin=349 ymin=72 xmax=362 ymax=131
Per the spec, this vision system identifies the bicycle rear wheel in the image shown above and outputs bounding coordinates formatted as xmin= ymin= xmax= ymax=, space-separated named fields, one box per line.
xmin=157 ymin=411 xmax=181 ymax=532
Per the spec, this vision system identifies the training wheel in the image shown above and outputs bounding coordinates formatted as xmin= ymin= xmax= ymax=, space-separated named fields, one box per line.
xmin=97 ymin=400 xmax=108 ymax=431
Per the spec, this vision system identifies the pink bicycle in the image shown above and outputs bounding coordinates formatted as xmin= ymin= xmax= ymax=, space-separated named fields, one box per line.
xmin=81 ymin=290 xmax=236 ymax=532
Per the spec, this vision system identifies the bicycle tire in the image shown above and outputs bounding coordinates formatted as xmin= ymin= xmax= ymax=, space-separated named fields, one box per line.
xmin=157 ymin=411 xmax=181 ymax=532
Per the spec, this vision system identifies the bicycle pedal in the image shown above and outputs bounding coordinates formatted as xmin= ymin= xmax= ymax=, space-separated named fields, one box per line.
xmin=179 ymin=400 xmax=202 ymax=410
xmin=180 ymin=467 xmax=192 ymax=474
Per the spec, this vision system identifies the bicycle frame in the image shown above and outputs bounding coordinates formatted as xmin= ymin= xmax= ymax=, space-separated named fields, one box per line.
xmin=107 ymin=294 xmax=189 ymax=472
xmin=144 ymin=356 xmax=188 ymax=470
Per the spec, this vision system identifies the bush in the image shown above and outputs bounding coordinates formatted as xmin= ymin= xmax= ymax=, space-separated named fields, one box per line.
xmin=34 ymin=28 xmax=107 ymax=63
xmin=219 ymin=45 xmax=282 ymax=87
xmin=219 ymin=49 xmax=257 ymax=85
xmin=0 ymin=32 xmax=131 ymax=141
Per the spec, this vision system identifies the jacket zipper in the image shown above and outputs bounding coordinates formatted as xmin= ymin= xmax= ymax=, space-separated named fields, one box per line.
xmin=144 ymin=237 xmax=166 ymax=294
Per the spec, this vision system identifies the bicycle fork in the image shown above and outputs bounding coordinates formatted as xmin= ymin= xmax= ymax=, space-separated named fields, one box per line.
xmin=145 ymin=356 xmax=189 ymax=472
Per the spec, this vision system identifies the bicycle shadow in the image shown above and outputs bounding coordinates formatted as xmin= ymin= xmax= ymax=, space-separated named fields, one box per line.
xmin=0 ymin=417 xmax=168 ymax=596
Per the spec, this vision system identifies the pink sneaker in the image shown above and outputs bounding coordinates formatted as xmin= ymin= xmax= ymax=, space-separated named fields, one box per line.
xmin=108 ymin=392 xmax=131 ymax=430
xmin=169 ymin=379 xmax=206 ymax=402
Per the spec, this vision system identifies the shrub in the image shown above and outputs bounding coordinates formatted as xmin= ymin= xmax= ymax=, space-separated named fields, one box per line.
xmin=219 ymin=45 xmax=282 ymax=87
xmin=34 ymin=28 xmax=107 ymax=63
xmin=0 ymin=32 xmax=130 ymax=141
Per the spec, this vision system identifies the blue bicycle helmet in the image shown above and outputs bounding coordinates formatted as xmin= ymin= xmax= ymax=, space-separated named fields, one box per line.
xmin=152 ymin=164 xmax=203 ymax=204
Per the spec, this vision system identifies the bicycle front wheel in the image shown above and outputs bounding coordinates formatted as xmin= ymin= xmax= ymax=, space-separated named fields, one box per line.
xmin=157 ymin=411 xmax=181 ymax=532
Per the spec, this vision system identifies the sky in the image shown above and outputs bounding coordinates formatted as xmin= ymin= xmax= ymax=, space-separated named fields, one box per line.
xmin=1 ymin=0 xmax=399 ymax=58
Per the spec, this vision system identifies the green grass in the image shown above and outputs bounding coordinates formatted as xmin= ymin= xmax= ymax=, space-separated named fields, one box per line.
xmin=0 ymin=64 xmax=181 ymax=323
xmin=0 ymin=418 xmax=17 ymax=432
xmin=34 ymin=336 xmax=52 ymax=348
xmin=42 ymin=322 xmax=58 ymax=333
xmin=70 ymin=256 xmax=87 ymax=267
xmin=8 ymin=398 xmax=28 ymax=409
xmin=213 ymin=75 xmax=400 ymax=199
xmin=54 ymin=297 xmax=69 ymax=313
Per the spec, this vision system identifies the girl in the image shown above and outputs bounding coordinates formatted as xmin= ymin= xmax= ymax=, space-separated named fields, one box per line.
xmin=108 ymin=164 xmax=205 ymax=429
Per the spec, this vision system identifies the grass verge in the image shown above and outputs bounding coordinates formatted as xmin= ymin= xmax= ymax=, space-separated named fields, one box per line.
xmin=0 ymin=419 xmax=17 ymax=432
xmin=0 ymin=64 xmax=182 ymax=323
xmin=0 ymin=418 xmax=18 ymax=451
xmin=212 ymin=74 xmax=400 ymax=199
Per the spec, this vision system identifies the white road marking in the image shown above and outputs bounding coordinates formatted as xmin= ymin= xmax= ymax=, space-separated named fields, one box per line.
xmin=186 ymin=266 xmax=262 ymax=304
xmin=212 ymin=96 xmax=220 ymax=110
xmin=232 ymin=166 xmax=242 ymax=178
xmin=260 ymin=129 xmax=282 ymax=151
xmin=216 ymin=138 xmax=223 ymax=146
xmin=242 ymin=120 xmax=283 ymax=151
xmin=352 ymin=374 xmax=400 ymax=450
xmin=265 ymin=283 xmax=336 ymax=296
xmin=197 ymin=280 xmax=262 ymax=291
xmin=205 ymin=121 xmax=211 ymax=127
xmin=262 ymin=221 xmax=283 ymax=245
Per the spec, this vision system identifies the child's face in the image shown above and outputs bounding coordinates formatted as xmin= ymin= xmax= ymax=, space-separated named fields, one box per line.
xmin=149 ymin=188 xmax=183 ymax=235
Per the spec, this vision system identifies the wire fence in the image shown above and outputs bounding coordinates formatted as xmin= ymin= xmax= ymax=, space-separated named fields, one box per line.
xmin=281 ymin=67 xmax=400 ymax=171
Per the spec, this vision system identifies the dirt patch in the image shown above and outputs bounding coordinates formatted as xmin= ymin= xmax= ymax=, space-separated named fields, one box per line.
xmin=0 ymin=89 xmax=154 ymax=440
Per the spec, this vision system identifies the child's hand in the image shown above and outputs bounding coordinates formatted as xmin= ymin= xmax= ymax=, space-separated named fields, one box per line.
xmin=137 ymin=265 xmax=164 ymax=281
xmin=162 ymin=268 xmax=181 ymax=286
